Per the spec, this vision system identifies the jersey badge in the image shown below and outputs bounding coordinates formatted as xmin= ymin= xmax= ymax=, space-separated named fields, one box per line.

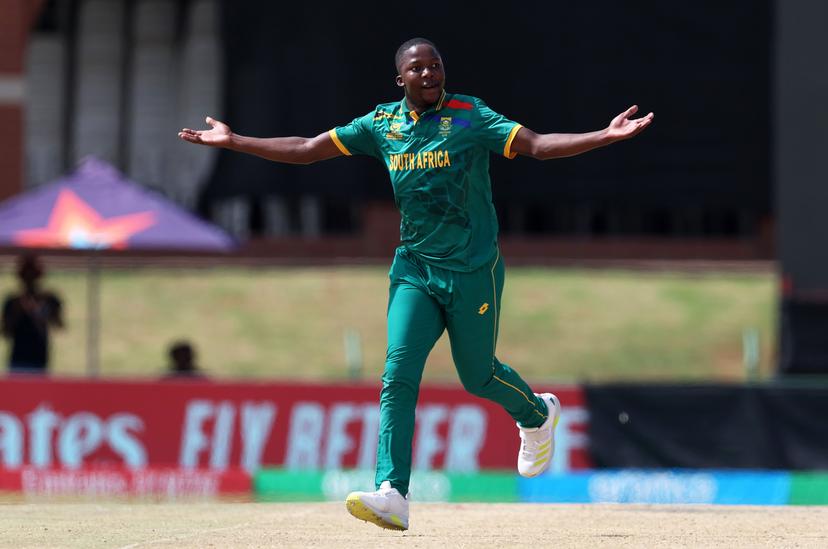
xmin=386 ymin=121 xmax=404 ymax=140
xmin=439 ymin=117 xmax=453 ymax=137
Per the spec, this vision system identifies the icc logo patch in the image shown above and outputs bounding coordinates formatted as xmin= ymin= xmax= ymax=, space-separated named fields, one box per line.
xmin=439 ymin=117 xmax=452 ymax=136
xmin=386 ymin=121 xmax=404 ymax=140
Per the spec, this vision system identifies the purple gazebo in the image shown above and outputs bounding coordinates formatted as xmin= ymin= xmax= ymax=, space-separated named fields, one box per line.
xmin=0 ymin=157 xmax=236 ymax=374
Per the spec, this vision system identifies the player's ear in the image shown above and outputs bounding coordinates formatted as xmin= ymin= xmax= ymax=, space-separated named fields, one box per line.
xmin=395 ymin=74 xmax=404 ymax=87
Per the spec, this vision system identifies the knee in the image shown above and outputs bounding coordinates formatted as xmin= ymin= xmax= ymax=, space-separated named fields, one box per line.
xmin=458 ymin=370 xmax=493 ymax=398
xmin=452 ymin=351 xmax=496 ymax=397
xmin=381 ymin=360 xmax=423 ymax=395
xmin=462 ymin=382 xmax=486 ymax=398
xmin=381 ymin=374 xmax=419 ymax=393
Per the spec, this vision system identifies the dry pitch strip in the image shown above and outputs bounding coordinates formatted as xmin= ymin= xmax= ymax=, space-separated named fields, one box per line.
xmin=0 ymin=502 xmax=826 ymax=548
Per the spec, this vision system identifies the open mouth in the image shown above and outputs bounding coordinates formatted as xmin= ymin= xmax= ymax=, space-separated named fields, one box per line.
xmin=422 ymin=82 xmax=440 ymax=90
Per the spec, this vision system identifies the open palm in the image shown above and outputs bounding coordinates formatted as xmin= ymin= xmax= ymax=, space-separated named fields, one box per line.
xmin=606 ymin=105 xmax=654 ymax=141
xmin=178 ymin=117 xmax=232 ymax=147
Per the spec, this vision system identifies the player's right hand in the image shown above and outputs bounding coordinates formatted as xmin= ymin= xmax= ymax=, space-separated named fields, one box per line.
xmin=178 ymin=116 xmax=232 ymax=147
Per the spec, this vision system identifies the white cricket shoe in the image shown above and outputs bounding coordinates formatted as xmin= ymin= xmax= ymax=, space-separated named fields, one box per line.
xmin=345 ymin=480 xmax=409 ymax=531
xmin=517 ymin=393 xmax=561 ymax=478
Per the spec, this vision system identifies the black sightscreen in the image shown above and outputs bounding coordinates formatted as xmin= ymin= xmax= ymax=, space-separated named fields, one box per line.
xmin=205 ymin=1 xmax=771 ymax=237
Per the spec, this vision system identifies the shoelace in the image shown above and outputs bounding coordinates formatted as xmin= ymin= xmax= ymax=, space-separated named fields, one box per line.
xmin=519 ymin=428 xmax=549 ymax=457
xmin=378 ymin=485 xmax=408 ymax=501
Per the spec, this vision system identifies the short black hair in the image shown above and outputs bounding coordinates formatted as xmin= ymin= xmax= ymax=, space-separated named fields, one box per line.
xmin=395 ymin=37 xmax=441 ymax=72
xmin=169 ymin=340 xmax=194 ymax=359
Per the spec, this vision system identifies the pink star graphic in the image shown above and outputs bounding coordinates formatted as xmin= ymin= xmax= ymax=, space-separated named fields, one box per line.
xmin=14 ymin=189 xmax=157 ymax=249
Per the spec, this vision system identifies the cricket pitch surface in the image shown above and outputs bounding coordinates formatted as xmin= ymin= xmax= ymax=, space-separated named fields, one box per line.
xmin=1 ymin=502 xmax=826 ymax=548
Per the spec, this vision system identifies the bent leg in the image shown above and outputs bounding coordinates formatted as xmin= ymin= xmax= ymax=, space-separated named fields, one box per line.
xmin=377 ymin=280 xmax=445 ymax=496
xmin=446 ymin=253 xmax=549 ymax=427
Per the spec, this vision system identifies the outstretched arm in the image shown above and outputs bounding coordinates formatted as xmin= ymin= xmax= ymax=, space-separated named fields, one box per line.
xmin=510 ymin=105 xmax=654 ymax=160
xmin=178 ymin=117 xmax=343 ymax=164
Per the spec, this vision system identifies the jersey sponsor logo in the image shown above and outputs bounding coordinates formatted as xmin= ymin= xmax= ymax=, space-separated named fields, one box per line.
xmin=478 ymin=303 xmax=489 ymax=315
xmin=388 ymin=150 xmax=452 ymax=171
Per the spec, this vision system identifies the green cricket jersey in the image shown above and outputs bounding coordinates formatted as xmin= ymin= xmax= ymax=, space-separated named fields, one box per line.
xmin=330 ymin=91 xmax=522 ymax=272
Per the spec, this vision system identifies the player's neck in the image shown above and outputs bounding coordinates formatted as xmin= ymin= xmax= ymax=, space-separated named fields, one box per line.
xmin=404 ymin=95 xmax=437 ymax=115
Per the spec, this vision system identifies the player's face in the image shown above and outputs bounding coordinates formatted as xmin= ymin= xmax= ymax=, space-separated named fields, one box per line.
xmin=396 ymin=44 xmax=445 ymax=110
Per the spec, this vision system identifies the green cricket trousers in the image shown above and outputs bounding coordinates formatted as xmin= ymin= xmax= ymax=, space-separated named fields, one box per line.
xmin=376 ymin=247 xmax=549 ymax=495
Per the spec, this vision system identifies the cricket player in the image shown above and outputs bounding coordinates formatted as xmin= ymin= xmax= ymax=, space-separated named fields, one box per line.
xmin=179 ymin=37 xmax=653 ymax=531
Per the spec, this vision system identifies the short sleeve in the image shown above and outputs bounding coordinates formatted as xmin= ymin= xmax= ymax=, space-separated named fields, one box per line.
xmin=329 ymin=112 xmax=380 ymax=159
xmin=473 ymin=98 xmax=523 ymax=159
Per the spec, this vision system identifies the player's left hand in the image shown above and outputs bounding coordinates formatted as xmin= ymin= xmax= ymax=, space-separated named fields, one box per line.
xmin=606 ymin=105 xmax=654 ymax=141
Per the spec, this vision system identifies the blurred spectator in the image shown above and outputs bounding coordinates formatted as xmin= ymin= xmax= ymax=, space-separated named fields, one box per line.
xmin=165 ymin=340 xmax=205 ymax=378
xmin=1 ymin=254 xmax=64 ymax=374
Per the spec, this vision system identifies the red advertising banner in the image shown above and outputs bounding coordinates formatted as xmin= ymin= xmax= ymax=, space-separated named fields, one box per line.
xmin=0 ymin=378 xmax=589 ymax=473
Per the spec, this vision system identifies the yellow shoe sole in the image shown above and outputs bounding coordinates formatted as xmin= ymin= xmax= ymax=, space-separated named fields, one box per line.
xmin=345 ymin=494 xmax=407 ymax=531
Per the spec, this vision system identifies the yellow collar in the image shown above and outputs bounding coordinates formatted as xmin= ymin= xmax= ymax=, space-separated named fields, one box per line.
xmin=403 ymin=89 xmax=447 ymax=122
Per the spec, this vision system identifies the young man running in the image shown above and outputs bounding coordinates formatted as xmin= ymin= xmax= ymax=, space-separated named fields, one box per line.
xmin=179 ymin=37 xmax=653 ymax=531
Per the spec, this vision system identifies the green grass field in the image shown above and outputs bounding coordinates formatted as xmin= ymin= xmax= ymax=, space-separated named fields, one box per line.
xmin=0 ymin=264 xmax=777 ymax=383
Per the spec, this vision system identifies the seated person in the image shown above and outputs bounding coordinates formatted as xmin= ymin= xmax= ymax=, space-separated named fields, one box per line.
xmin=164 ymin=340 xmax=205 ymax=378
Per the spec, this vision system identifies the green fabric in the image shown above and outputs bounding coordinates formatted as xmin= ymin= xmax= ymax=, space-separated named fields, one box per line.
xmin=334 ymin=91 xmax=534 ymax=498
xmin=375 ymin=248 xmax=549 ymax=495
xmin=333 ymin=93 xmax=520 ymax=272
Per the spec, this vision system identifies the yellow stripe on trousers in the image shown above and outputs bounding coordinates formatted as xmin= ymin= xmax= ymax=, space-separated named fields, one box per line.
xmin=489 ymin=249 xmax=500 ymax=361
xmin=489 ymin=250 xmax=547 ymax=422
xmin=492 ymin=374 xmax=548 ymax=421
